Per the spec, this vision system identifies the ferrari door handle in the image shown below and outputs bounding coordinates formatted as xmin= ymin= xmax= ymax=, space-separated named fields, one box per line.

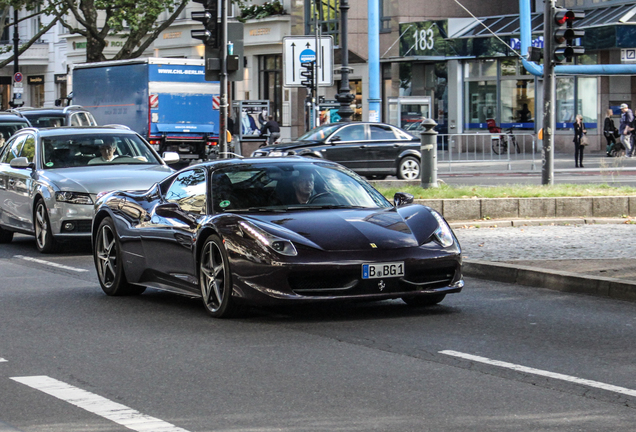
xmin=359 ymin=145 xmax=368 ymax=149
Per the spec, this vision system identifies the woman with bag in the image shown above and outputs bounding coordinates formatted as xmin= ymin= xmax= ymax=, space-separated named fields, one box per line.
xmin=573 ymin=114 xmax=587 ymax=168
xmin=604 ymin=108 xmax=618 ymax=156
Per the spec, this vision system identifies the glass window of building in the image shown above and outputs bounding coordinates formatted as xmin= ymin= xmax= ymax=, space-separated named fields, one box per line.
xmin=556 ymin=77 xmax=575 ymax=127
xmin=259 ymin=55 xmax=282 ymax=123
xmin=578 ymin=77 xmax=598 ymax=128
xmin=500 ymin=79 xmax=535 ymax=129
xmin=306 ymin=0 xmax=339 ymax=44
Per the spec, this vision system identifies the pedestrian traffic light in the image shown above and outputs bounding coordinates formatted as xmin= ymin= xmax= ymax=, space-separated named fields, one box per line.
xmin=191 ymin=0 xmax=219 ymax=48
xmin=300 ymin=61 xmax=315 ymax=89
xmin=553 ymin=8 xmax=585 ymax=64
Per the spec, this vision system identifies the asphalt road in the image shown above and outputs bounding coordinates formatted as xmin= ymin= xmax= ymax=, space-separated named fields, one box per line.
xmin=1 ymin=234 xmax=636 ymax=431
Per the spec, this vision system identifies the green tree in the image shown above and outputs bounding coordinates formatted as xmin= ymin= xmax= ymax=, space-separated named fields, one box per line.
xmin=49 ymin=0 xmax=189 ymax=62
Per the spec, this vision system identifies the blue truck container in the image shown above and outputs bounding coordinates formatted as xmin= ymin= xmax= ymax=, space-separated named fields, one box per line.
xmin=72 ymin=58 xmax=220 ymax=162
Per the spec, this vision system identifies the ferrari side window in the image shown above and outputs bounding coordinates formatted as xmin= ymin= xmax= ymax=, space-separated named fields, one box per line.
xmin=165 ymin=169 xmax=207 ymax=214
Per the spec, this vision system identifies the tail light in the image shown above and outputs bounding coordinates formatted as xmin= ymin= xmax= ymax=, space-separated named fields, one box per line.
xmin=207 ymin=140 xmax=218 ymax=146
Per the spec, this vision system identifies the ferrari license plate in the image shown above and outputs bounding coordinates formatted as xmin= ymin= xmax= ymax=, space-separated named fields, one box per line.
xmin=362 ymin=262 xmax=404 ymax=279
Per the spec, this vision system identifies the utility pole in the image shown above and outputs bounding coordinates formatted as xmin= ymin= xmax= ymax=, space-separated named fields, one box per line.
xmin=542 ymin=0 xmax=556 ymax=185
xmin=335 ymin=0 xmax=354 ymax=122
xmin=219 ymin=0 xmax=228 ymax=158
xmin=10 ymin=8 xmax=22 ymax=108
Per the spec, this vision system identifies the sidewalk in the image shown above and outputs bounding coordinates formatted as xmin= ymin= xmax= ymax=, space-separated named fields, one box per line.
xmin=454 ymin=220 xmax=636 ymax=302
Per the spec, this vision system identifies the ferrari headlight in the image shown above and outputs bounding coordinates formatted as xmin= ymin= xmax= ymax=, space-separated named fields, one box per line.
xmin=431 ymin=211 xmax=454 ymax=247
xmin=239 ymin=221 xmax=298 ymax=256
xmin=268 ymin=151 xmax=285 ymax=157
xmin=55 ymin=191 xmax=93 ymax=205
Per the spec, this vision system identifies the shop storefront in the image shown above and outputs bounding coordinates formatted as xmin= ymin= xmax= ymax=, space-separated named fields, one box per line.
xmin=391 ymin=5 xmax=636 ymax=150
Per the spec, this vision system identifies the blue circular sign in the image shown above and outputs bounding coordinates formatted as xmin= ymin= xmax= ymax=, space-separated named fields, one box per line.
xmin=299 ymin=49 xmax=316 ymax=63
xmin=13 ymin=72 xmax=23 ymax=83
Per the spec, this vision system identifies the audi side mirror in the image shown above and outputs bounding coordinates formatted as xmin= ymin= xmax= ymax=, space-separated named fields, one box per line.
xmin=9 ymin=157 xmax=34 ymax=170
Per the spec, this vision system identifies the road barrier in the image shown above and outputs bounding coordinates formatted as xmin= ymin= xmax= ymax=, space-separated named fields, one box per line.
xmin=437 ymin=132 xmax=537 ymax=172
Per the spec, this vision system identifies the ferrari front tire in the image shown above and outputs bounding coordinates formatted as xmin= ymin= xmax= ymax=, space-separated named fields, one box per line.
xmin=94 ymin=217 xmax=145 ymax=296
xmin=402 ymin=293 xmax=446 ymax=307
xmin=199 ymin=234 xmax=240 ymax=318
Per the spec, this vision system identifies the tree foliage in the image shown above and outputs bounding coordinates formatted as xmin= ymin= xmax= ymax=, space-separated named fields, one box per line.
xmin=48 ymin=0 xmax=189 ymax=62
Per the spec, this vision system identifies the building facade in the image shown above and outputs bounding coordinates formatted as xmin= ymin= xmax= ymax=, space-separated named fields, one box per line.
xmin=0 ymin=0 xmax=634 ymax=153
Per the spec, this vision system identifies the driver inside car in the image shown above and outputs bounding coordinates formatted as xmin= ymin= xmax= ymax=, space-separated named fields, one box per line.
xmin=291 ymin=169 xmax=315 ymax=204
xmin=88 ymin=138 xmax=117 ymax=164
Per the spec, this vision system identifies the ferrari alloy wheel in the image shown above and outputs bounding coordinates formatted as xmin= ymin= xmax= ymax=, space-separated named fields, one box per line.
xmin=397 ymin=156 xmax=420 ymax=180
xmin=34 ymin=199 xmax=57 ymax=253
xmin=94 ymin=217 xmax=145 ymax=296
xmin=199 ymin=234 xmax=239 ymax=318
xmin=402 ymin=294 xmax=446 ymax=307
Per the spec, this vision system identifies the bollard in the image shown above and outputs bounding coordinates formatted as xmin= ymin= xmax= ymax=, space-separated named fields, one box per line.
xmin=420 ymin=118 xmax=438 ymax=188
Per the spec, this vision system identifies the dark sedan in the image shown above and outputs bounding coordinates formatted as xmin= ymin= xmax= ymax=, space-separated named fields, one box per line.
xmin=92 ymin=158 xmax=462 ymax=318
xmin=251 ymin=122 xmax=422 ymax=180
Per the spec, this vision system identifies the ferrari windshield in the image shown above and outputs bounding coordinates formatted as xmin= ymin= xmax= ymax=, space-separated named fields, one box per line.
xmin=41 ymin=133 xmax=160 ymax=169
xmin=212 ymin=162 xmax=391 ymax=213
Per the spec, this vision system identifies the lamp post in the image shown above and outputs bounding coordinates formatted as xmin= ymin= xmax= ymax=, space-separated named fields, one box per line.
xmin=335 ymin=0 xmax=354 ymax=122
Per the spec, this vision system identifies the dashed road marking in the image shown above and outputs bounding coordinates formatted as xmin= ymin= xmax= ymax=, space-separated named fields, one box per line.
xmin=14 ymin=255 xmax=89 ymax=273
xmin=0 ymin=358 xmax=6 ymax=362
xmin=11 ymin=376 xmax=190 ymax=432
xmin=440 ymin=350 xmax=636 ymax=397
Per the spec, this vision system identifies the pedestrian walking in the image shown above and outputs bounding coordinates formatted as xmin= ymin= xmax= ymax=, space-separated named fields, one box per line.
xmin=573 ymin=114 xmax=586 ymax=168
xmin=604 ymin=108 xmax=618 ymax=156
xmin=619 ymin=103 xmax=634 ymax=157
xmin=260 ymin=115 xmax=281 ymax=145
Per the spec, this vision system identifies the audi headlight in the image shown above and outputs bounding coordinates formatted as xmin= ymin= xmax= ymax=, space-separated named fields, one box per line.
xmin=239 ymin=221 xmax=298 ymax=256
xmin=55 ymin=191 xmax=93 ymax=205
xmin=431 ymin=211 xmax=454 ymax=247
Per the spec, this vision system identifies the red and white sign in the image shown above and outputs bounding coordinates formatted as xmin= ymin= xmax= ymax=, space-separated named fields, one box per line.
xmin=149 ymin=94 xmax=159 ymax=109
xmin=212 ymin=96 xmax=220 ymax=110
xmin=13 ymin=72 xmax=23 ymax=83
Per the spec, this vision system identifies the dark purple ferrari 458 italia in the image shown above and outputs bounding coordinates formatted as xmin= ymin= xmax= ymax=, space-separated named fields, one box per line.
xmin=92 ymin=158 xmax=463 ymax=318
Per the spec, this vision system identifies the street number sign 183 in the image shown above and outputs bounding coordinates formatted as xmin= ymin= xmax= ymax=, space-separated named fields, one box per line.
xmin=414 ymin=28 xmax=435 ymax=51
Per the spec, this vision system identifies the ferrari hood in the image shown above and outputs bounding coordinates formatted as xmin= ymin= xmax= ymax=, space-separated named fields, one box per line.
xmin=246 ymin=206 xmax=440 ymax=251
xmin=38 ymin=165 xmax=174 ymax=195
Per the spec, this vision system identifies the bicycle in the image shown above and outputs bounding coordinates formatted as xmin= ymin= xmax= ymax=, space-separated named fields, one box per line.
xmin=492 ymin=126 xmax=520 ymax=155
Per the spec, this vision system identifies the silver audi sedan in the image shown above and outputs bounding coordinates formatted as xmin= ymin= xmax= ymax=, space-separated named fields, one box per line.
xmin=0 ymin=127 xmax=178 ymax=252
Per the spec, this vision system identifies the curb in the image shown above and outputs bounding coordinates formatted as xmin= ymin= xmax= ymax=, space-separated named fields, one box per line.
xmin=448 ymin=217 xmax=634 ymax=229
xmin=464 ymin=259 xmax=636 ymax=303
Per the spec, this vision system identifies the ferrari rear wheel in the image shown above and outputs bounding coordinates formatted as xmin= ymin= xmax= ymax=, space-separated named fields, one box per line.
xmin=34 ymin=199 xmax=57 ymax=253
xmin=94 ymin=217 xmax=145 ymax=296
xmin=402 ymin=294 xmax=446 ymax=307
xmin=199 ymin=234 xmax=239 ymax=318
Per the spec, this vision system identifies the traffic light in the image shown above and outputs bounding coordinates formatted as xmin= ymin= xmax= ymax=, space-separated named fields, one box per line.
xmin=553 ymin=8 xmax=585 ymax=64
xmin=191 ymin=0 xmax=219 ymax=48
xmin=300 ymin=61 xmax=315 ymax=89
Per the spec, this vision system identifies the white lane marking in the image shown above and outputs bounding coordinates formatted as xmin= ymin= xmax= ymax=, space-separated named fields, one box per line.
xmin=11 ymin=376 xmax=190 ymax=432
xmin=440 ymin=350 xmax=636 ymax=397
xmin=0 ymin=358 xmax=6 ymax=362
xmin=14 ymin=255 xmax=89 ymax=273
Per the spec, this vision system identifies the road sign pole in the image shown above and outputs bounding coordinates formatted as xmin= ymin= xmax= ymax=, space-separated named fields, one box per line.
xmin=542 ymin=0 xmax=556 ymax=185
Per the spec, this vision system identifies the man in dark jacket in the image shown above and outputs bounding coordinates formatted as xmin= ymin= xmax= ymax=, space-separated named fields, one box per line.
xmin=260 ymin=115 xmax=280 ymax=144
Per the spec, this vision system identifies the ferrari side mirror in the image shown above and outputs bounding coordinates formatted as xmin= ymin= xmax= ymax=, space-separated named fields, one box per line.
xmin=393 ymin=192 xmax=414 ymax=207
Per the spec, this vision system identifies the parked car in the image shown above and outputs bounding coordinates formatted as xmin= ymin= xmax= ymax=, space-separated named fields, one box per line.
xmin=251 ymin=122 xmax=422 ymax=180
xmin=92 ymin=158 xmax=463 ymax=318
xmin=15 ymin=105 xmax=97 ymax=128
xmin=0 ymin=127 xmax=178 ymax=252
xmin=0 ymin=111 xmax=31 ymax=146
